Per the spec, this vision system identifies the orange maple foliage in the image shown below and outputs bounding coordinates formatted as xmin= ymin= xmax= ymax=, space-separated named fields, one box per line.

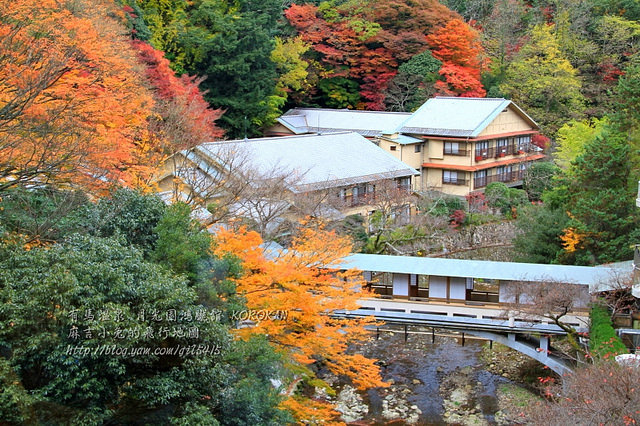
xmin=426 ymin=19 xmax=489 ymax=97
xmin=0 ymin=0 xmax=155 ymax=191
xmin=213 ymin=223 xmax=387 ymax=423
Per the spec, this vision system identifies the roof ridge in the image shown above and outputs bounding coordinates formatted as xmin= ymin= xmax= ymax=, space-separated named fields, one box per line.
xmin=289 ymin=108 xmax=411 ymax=115
xmin=203 ymin=131 xmax=356 ymax=145
xmin=470 ymin=99 xmax=512 ymax=137
xmin=434 ymin=96 xmax=507 ymax=101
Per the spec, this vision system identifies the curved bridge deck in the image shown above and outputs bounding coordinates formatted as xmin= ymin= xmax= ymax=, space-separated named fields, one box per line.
xmin=333 ymin=307 xmax=579 ymax=377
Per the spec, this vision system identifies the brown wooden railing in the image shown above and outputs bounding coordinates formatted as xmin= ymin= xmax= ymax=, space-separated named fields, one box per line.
xmin=443 ymin=178 xmax=467 ymax=186
xmin=444 ymin=147 xmax=469 ymax=156
xmin=474 ymin=170 xmax=525 ymax=189
xmin=474 ymin=144 xmax=534 ymax=162
xmin=340 ymin=184 xmax=412 ymax=207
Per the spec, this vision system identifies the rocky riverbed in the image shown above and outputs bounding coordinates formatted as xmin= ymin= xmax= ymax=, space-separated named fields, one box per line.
xmin=321 ymin=328 xmax=544 ymax=425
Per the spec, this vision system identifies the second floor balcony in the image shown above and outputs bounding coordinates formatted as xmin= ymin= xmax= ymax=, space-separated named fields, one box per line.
xmin=474 ymin=144 xmax=532 ymax=161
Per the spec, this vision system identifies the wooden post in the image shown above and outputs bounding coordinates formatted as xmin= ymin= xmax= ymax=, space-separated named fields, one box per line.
xmin=404 ymin=324 xmax=408 ymax=341
xmin=489 ymin=340 xmax=493 ymax=350
xmin=462 ymin=332 xmax=465 ymax=347
xmin=376 ymin=326 xmax=379 ymax=340
xmin=432 ymin=327 xmax=435 ymax=343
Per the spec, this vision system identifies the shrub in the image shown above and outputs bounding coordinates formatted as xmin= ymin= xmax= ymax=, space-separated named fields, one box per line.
xmin=449 ymin=209 xmax=466 ymax=228
xmin=425 ymin=195 xmax=466 ymax=217
xmin=485 ymin=182 xmax=528 ymax=215
xmin=590 ymin=304 xmax=628 ymax=359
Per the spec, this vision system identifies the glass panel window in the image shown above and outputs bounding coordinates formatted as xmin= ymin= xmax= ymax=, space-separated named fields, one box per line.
xmin=475 ymin=141 xmax=489 ymax=158
xmin=443 ymin=170 xmax=457 ymax=183
xmin=444 ymin=142 xmax=459 ymax=154
xmin=443 ymin=170 xmax=466 ymax=185
xmin=496 ymin=138 xmax=508 ymax=156
xmin=414 ymin=144 xmax=422 ymax=153
xmin=517 ymin=135 xmax=531 ymax=151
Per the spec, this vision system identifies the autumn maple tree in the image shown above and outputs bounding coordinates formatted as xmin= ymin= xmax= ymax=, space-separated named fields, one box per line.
xmin=130 ymin=39 xmax=224 ymax=154
xmin=426 ymin=18 xmax=488 ymax=97
xmin=213 ymin=222 xmax=386 ymax=423
xmin=0 ymin=0 xmax=156 ymax=190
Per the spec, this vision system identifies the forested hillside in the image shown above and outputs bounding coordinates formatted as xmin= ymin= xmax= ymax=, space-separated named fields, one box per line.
xmin=2 ymin=0 xmax=640 ymax=423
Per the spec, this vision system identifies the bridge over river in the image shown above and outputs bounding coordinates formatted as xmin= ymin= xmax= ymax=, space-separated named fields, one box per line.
xmin=330 ymin=253 xmax=634 ymax=376
xmin=334 ymin=307 xmax=577 ymax=376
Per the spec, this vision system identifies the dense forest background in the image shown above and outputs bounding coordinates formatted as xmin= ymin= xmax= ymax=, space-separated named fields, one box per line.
xmin=3 ymin=0 xmax=640 ymax=264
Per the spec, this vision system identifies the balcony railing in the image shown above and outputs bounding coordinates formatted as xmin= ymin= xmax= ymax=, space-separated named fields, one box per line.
xmin=443 ymin=178 xmax=467 ymax=186
xmin=339 ymin=184 xmax=412 ymax=207
xmin=444 ymin=148 xmax=469 ymax=156
xmin=474 ymin=144 xmax=533 ymax=162
xmin=474 ymin=170 xmax=525 ymax=189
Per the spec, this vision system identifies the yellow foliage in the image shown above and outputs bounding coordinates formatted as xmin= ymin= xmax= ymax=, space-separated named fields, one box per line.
xmin=560 ymin=227 xmax=584 ymax=253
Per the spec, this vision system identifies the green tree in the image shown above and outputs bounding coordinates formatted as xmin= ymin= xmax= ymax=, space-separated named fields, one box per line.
xmin=554 ymin=118 xmax=608 ymax=170
xmin=152 ymin=202 xmax=213 ymax=284
xmin=484 ymin=182 xmax=527 ymax=215
xmin=0 ymin=186 xmax=89 ymax=244
xmin=184 ymin=0 xmax=282 ymax=137
xmin=316 ymin=77 xmax=361 ymax=109
xmin=560 ymin=125 xmax=640 ymax=264
xmin=563 ymin=127 xmax=640 ymax=264
xmin=523 ymin=161 xmax=560 ymax=201
xmin=513 ymin=203 xmax=568 ymax=264
xmin=132 ymin=0 xmax=282 ymax=137
xmin=500 ymin=23 xmax=585 ymax=135
xmin=613 ymin=56 xmax=640 ymax=183
xmin=385 ymin=50 xmax=441 ymax=111
xmin=89 ymin=188 xmax=167 ymax=254
xmin=0 ymin=207 xmax=288 ymax=424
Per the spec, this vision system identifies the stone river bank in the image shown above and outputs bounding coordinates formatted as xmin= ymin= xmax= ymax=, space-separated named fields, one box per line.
xmin=316 ymin=329 xmax=547 ymax=425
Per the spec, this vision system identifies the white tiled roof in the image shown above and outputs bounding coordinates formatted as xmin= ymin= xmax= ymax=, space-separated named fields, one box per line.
xmin=339 ymin=254 xmax=632 ymax=292
xmin=395 ymin=97 xmax=538 ymax=137
xmin=279 ymin=108 xmax=411 ymax=137
xmin=199 ymin=132 xmax=419 ymax=193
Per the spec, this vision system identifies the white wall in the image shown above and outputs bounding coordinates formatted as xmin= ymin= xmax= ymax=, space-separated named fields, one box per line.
xmin=392 ymin=273 xmax=409 ymax=297
xmin=450 ymin=277 xmax=467 ymax=300
xmin=429 ymin=276 xmax=447 ymax=299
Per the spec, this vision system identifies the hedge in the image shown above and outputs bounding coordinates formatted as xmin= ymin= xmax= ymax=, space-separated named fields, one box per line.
xmin=589 ymin=304 xmax=628 ymax=359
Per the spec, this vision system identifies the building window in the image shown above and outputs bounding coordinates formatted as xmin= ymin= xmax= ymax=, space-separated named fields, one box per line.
xmin=496 ymin=165 xmax=512 ymax=182
xmin=517 ymin=135 xmax=531 ymax=152
xmin=396 ymin=177 xmax=411 ymax=191
xmin=474 ymin=170 xmax=487 ymax=189
xmin=390 ymin=145 xmax=397 ymax=151
xmin=475 ymin=141 xmax=489 ymax=159
xmin=414 ymin=144 xmax=421 ymax=153
xmin=444 ymin=142 xmax=467 ymax=156
xmin=496 ymin=138 xmax=509 ymax=156
xmin=443 ymin=170 xmax=466 ymax=185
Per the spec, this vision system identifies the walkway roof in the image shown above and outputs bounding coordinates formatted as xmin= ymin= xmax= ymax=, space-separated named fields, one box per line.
xmin=339 ymin=254 xmax=632 ymax=292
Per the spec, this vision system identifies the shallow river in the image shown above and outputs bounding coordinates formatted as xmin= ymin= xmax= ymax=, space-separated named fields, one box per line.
xmin=352 ymin=328 xmax=512 ymax=425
